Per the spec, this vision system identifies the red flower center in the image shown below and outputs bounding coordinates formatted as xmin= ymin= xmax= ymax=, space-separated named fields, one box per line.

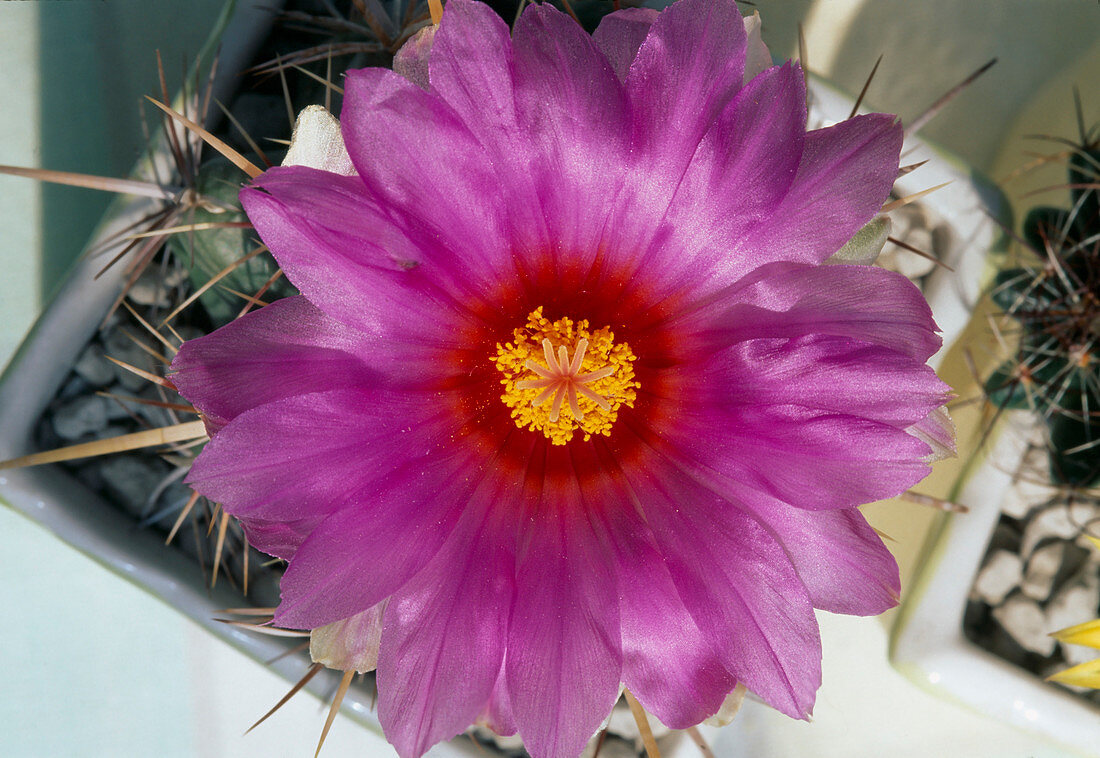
xmin=493 ymin=308 xmax=638 ymax=444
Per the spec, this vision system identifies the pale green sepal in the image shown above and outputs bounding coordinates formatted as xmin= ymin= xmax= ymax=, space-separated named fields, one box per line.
xmin=827 ymin=216 xmax=892 ymax=266
xmin=309 ymin=601 xmax=387 ymax=674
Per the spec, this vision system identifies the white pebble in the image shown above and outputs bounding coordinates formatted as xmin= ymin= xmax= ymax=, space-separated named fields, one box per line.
xmin=1021 ymin=503 xmax=1099 ymax=557
xmin=992 ymin=595 xmax=1057 ymax=656
xmin=1021 ymin=541 xmax=1065 ymax=601
xmin=51 ymin=395 xmax=109 ymax=440
xmin=73 ymin=343 xmax=115 ymax=387
xmin=1047 ymin=573 xmax=1100 ymax=666
xmin=999 ymin=476 xmax=1057 ymax=520
xmin=973 ymin=550 xmax=1023 ymax=605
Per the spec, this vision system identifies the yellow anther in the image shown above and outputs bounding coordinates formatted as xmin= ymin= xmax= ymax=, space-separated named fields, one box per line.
xmin=493 ymin=308 xmax=638 ymax=445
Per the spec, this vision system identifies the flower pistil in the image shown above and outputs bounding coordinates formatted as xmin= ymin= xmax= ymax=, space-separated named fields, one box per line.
xmin=494 ymin=308 xmax=638 ymax=444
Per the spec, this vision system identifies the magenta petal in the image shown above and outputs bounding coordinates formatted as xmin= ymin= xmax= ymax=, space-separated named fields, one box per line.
xmin=685 ymin=335 xmax=950 ymax=430
xmin=512 ymin=2 xmax=630 ymax=259
xmin=271 ymin=415 xmax=511 ymax=630
xmin=617 ymin=553 xmax=736 ymax=728
xmin=241 ymin=166 xmax=490 ymax=337
xmin=187 ymin=389 xmax=484 ymax=629
xmin=584 ymin=447 xmax=735 ymax=728
xmin=430 ymin=0 xmax=517 ymax=141
xmin=592 ymin=7 xmax=658 ymax=81
xmin=652 ymin=271 xmax=942 ymax=512
xmin=723 ymin=477 xmax=902 ymax=614
xmin=602 ymin=0 xmax=753 ymax=282
xmin=424 ymin=0 xmax=554 ymax=253
xmin=340 ymin=67 xmax=519 ymax=271
xmin=624 ymin=452 xmax=821 ymax=719
xmin=506 ymin=488 xmax=621 ymax=758
xmin=626 ymin=0 xmax=746 ymax=176
xmin=624 ymin=62 xmax=806 ymax=294
xmin=663 ymin=402 xmax=932 ymax=511
xmin=187 ymin=389 xmax=395 ymax=522
xmin=685 ymin=61 xmax=806 ymax=221
xmin=187 ymin=388 xmax=448 ymax=522
xmin=272 ymin=435 xmax=482 ymax=629
xmin=169 ymin=296 xmax=374 ymax=427
xmin=686 ymin=262 xmax=943 ymax=363
xmin=663 ymin=63 xmax=805 ymax=270
xmin=376 ymin=498 xmax=514 ymax=758
xmin=237 ymin=513 xmax=323 ymax=560
xmin=744 ymin=114 xmax=903 ymax=264
xmin=755 ymin=504 xmax=900 ymax=615
xmin=478 ymin=663 xmax=518 ymax=737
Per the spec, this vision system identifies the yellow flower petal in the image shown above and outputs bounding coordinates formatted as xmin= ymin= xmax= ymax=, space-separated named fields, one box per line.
xmin=1047 ymin=657 xmax=1100 ymax=689
xmin=1051 ymin=618 xmax=1100 ymax=650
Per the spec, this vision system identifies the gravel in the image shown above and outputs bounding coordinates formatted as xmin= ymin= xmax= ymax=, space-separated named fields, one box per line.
xmin=51 ymin=394 xmax=110 ymax=440
xmin=36 ymin=256 xmax=280 ymax=614
xmin=964 ymin=441 xmax=1100 ymax=705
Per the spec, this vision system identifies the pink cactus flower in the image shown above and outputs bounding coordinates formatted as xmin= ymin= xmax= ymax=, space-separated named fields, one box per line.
xmin=171 ymin=1 xmax=952 ymax=755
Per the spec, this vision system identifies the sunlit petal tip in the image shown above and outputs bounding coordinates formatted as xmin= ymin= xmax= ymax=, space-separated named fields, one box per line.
xmin=909 ymin=405 xmax=957 ymax=464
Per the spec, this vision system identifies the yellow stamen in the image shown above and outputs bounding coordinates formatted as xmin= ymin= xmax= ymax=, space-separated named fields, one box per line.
xmin=493 ymin=308 xmax=638 ymax=445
